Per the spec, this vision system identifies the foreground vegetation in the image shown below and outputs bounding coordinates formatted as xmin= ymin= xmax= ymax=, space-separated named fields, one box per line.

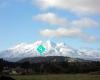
xmin=1 ymin=58 xmax=100 ymax=80
xmin=1 ymin=57 xmax=100 ymax=75
xmin=12 ymin=74 xmax=100 ymax=80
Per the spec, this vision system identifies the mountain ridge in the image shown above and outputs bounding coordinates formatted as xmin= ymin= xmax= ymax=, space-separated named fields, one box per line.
xmin=0 ymin=40 xmax=100 ymax=62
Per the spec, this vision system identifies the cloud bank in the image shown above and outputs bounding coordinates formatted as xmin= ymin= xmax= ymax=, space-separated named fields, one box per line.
xmin=33 ymin=12 xmax=99 ymax=42
xmin=35 ymin=0 xmax=100 ymax=15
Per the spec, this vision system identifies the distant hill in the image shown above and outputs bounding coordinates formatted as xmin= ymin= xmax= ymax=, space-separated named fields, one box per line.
xmin=18 ymin=56 xmax=90 ymax=63
xmin=0 ymin=56 xmax=100 ymax=74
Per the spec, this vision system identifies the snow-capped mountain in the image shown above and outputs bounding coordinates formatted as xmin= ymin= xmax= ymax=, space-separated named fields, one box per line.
xmin=0 ymin=40 xmax=100 ymax=61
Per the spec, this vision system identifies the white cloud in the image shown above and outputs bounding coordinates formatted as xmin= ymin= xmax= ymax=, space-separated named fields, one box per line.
xmin=40 ymin=28 xmax=98 ymax=42
xmin=72 ymin=17 xmax=99 ymax=28
xmin=40 ymin=29 xmax=55 ymax=37
xmin=35 ymin=0 xmax=100 ymax=15
xmin=40 ymin=28 xmax=82 ymax=37
xmin=33 ymin=12 xmax=67 ymax=26
xmin=33 ymin=0 xmax=100 ymax=42
xmin=33 ymin=12 xmax=99 ymax=42
xmin=33 ymin=12 xmax=99 ymax=28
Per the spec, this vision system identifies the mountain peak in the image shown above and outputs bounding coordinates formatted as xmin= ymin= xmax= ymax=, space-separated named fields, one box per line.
xmin=0 ymin=40 xmax=100 ymax=62
xmin=9 ymin=43 xmax=28 ymax=50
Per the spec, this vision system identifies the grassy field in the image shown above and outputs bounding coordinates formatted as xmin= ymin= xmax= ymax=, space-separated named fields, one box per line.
xmin=12 ymin=74 xmax=100 ymax=80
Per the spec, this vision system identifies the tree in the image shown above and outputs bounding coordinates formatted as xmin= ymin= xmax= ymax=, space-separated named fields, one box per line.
xmin=0 ymin=59 xmax=4 ymax=74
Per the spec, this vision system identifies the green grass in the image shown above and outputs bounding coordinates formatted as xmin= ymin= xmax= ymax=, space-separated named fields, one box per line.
xmin=12 ymin=74 xmax=100 ymax=80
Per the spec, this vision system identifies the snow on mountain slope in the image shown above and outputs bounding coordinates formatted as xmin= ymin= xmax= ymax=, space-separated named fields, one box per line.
xmin=0 ymin=40 xmax=100 ymax=61
xmin=78 ymin=48 xmax=100 ymax=59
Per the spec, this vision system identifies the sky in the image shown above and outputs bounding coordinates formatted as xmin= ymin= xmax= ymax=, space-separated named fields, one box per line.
xmin=0 ymin=0 xmax=100 ymax=51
